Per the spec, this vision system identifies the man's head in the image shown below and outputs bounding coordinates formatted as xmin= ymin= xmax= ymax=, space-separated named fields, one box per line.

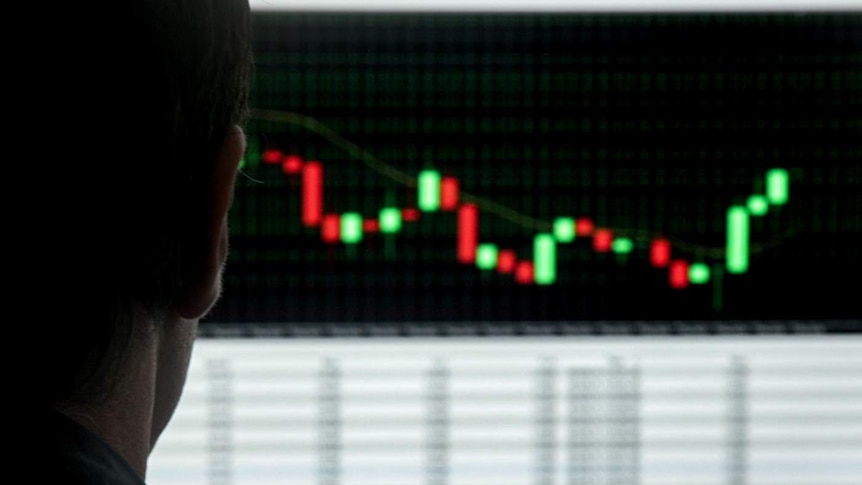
xmin=17 ymin=0 xmax=253 ymax=412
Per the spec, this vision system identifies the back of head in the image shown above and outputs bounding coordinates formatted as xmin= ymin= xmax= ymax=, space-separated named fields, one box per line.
xmin=12 ymin=1 xmax=252 ymax=406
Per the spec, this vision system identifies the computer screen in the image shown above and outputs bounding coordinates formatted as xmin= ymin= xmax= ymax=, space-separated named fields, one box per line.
xmin=149 ymin=2 xmax=861 ymax=484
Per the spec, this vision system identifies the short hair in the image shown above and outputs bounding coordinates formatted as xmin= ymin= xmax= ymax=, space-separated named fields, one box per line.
xmin=16 ymin=0 xmax=253 ymax=406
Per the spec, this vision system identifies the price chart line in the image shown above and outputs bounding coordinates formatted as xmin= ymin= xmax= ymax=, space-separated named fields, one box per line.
xmin=247 ymin=109 xmax=797 ymax=260
xmin=243 ymin=128 xmax=790 ymax=304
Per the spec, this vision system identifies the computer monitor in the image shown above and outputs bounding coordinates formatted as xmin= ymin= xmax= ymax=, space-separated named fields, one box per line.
xmin=148 ymin=2 xmax=861 ymax=484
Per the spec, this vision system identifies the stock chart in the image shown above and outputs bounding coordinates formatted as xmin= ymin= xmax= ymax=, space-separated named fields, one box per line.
xmin=147 ymin=11 xmax=862 ymax=485
xmin=207 ymin=12 xmax=861 ymax=330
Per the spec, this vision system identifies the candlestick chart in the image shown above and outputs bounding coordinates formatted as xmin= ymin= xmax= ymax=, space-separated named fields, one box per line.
xmin=209 ymin=12 xmax=861 ymax=326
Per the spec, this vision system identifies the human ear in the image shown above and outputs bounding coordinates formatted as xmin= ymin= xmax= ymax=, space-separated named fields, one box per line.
xmin=174 ymin=124 xmax=245 ymax=320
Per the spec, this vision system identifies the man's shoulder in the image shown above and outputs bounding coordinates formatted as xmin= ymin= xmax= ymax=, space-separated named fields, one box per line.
xmin=26 ymin=407 xmax=146 ymax=485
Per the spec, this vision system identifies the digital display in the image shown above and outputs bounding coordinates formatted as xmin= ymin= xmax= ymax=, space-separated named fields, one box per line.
xmin=209 ymin=13 xmax=862 ymax=330
xmin=148 ymin=11 xmax=861 ymax=485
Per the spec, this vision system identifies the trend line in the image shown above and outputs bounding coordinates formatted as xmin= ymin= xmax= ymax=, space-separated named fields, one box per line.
xmin=248 ymin=109 xmax=797 ymax=259
xmin=250 ymin=148 xmax=790 ymax=299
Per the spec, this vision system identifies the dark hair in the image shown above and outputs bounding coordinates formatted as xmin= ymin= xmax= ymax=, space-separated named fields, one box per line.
xmin=15 ymin=0 xmax=252 ymax=405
